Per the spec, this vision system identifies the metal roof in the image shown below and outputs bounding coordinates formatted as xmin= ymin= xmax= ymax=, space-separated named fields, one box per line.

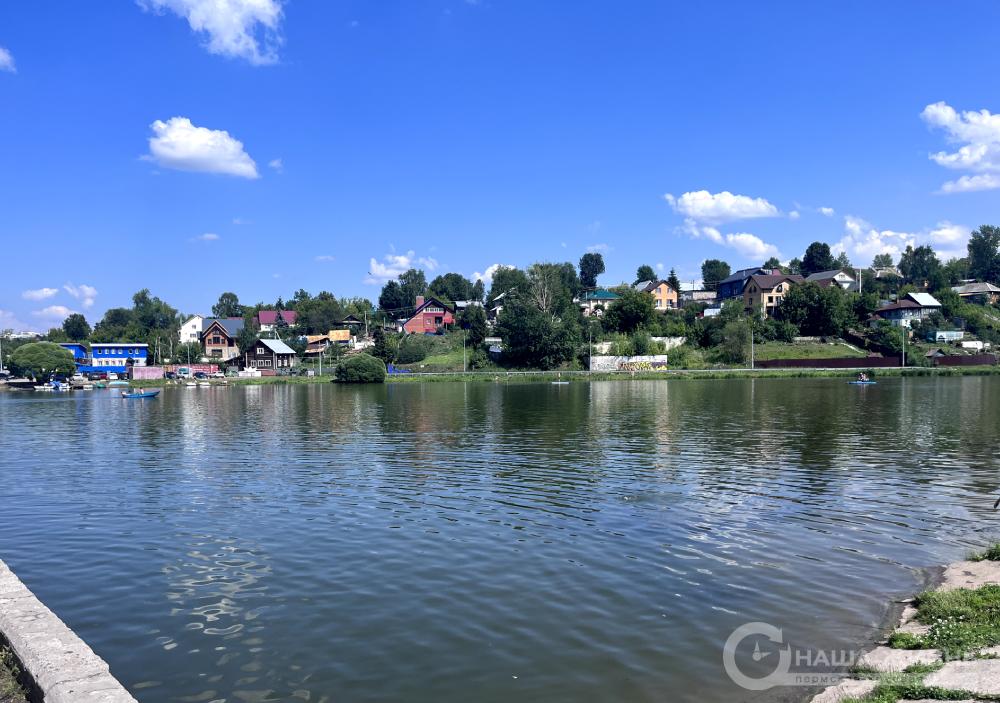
xmin=258 ymin=338 xmax=296 ymax=355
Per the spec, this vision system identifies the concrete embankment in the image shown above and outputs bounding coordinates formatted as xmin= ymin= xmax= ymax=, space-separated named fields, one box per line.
xmin=810 ymin=558 xmax=1000 ymax=702
xmin=0 ymin=559 xmax=136 ymax=703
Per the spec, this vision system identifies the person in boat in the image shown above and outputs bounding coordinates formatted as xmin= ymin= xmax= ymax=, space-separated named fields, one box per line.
xmin=857 ymin=372 xmax=869 ymax=382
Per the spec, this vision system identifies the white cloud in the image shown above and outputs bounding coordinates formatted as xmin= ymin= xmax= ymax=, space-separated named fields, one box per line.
xmin=922 ymin=101 xmax=1000 ymax=193
xmin=788 ymin=210 xmax=800 ymax=220
xmin=833 ymin=215 xmax=970 ymax=263
xmin=664 ymin=190 xmax=780 ymax=224
xmin=819 ymin=207 xmax=835 ymax=217
xmin=365 ymin=250 xmax=439 ymax=284
xmin=679 ymin=219 xmax=780 ymax=261
xmin=192 ymin=232 xmax=219 ymax=242
xmin=22 ymin=288 xmax=59 ymax=301
xmin=0 ymin=309 xmax=34 ymax=332
xmin=472 ymin=263 xmax=513 ymax=285
xmin=146 ymin=117 xmax=259 ymax=178
xmin=939 ymin=174 xmax=1000 ymax=194
xmin=232 ymin=217 xmax=251 ymax=225
xmin=586 ymin=243 xmax=611 ymax=253
xmin=33 ymin=305 xmax=76 ymax=319
xmin=656 ymin=262 xmax=665 ymax=272
xmin=63 ymin=283 xmax=98 ymax=309
xmin=315 ymin=255 xmax=335 ymax=262
xmin=268 ymin=157 xmax=283 ymax=173
xmin=139 ymin=0 xmax=284 ymax=66
xmin=0 ymin=47 xmax=15 ymax=73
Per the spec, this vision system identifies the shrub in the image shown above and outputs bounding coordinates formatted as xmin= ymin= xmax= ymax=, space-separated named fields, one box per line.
xmin=335 ymin=354 xmax=386 ymax=383
xmin=395 ymin=336 xmax=429 ymax=364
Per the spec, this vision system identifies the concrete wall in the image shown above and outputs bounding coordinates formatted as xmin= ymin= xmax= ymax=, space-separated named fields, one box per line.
xmin=756 ymin=356 xmax=902 ymax=368
xmin=590 ymin=355 xmax=670 ymax=372
xmin=0 ymin=559 xmax=137 ymax=703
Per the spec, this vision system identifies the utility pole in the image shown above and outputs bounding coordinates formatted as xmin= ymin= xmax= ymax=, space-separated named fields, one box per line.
xmin=463 ymin=329 xmax=467 ymax=373
xmin=902 ymin=323 xmax=907 ymax=368
xmin=749 ymin=316 xmax=755 ymax=370
xmin=588 ymin=327 xmax=592 ymax=374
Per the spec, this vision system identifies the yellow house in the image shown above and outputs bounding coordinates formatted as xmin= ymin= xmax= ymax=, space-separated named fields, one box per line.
xmin=742 ymin=274 xmax=804 ymax=317
xmin=635 ymin=280 xmax=679 ymax=311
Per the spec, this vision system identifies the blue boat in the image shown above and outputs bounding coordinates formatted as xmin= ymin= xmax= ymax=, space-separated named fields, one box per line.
xmin=847 ymin=380 xmax=877 ymax=385
xmin=121 ymin=390 xmax=160 ymax=399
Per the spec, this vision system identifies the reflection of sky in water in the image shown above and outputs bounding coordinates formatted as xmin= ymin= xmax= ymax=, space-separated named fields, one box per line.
xmin=2 ymin=379 xmax=1000 ymax=703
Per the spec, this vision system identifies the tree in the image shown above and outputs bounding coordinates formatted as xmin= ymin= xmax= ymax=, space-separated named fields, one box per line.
xmin=428 ymin=273 xmax=475 ymax=303
xmin=494 ymin=298 xmax=579 ymax=369
xmin=775 ymin=282 xmax=851 ymax=336
xmin=62 ymin=314 xmax=90 ymax=341
xmin=635 ymin=264 xmax=656 ymax=284
xmin=487 ymin=266 xmax=530 ymax=307
xmin=335 ymin=354 xmax=386 ymax=383
xmin=91 ymin=307 xmax=133 ymax=342
xmin=701 ymin=259 xmax=731 ymax=290
xmin=10 ymin=342 xmax=76 ymax=379
xmin=967 ymin=225 xmax=1000 ymax=283
xmin=528 ymin=262 xmax=580 ymax=317
xmin=872 ymin=253 xmax=895 ymax=269
xmin=834 ymin=251 xmax=852 ymax=269
xmin=801 ymin=242 xmax=836 ymax=277
xmin=459 ymin=304 xmax=488 ymax=347
xmin=372 ymin=326 xmax=393 ymax=363
xmin=787 ymin=257 xmax=803 ymax=275
xmin=720 ymin=320 xmax=750 ymax=364
xmin=379 ymin=280 xmax=408 ymax=314
xmin=472 ymin=279 xmax=485 ymax=302
xmin=398 ymin=269 xmax=427 ymax=307
xmin=763 ymin=256 xmax=782 ymax=271
xmin=297 ymin=295 xmax=344 ymax=334
xmin=667 ymin=268 xmax=682 ymax=294
xmin=175 ymin=341 xmax=203 ymax=364
xmin=603 ymin=288 xmax=656 ymax=334
xmin=579 ymin=252 xmax=605 ymax=289
xmin=274 ymin=310 xmax=289 ymax=336
xmin=212 ymin=292 xmax=243 ymax=318
xmin=236 ymin=312 xmax=259 ymax=355
xmin=899 ymin=245 xmax=945 ymax=290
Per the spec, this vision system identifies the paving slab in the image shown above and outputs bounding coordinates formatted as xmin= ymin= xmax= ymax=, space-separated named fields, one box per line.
xmin=857 ymin=646 xmax=940 ymax=672
xmin=924 ymin=659 xmax=1000 ymax=695
xmin=939 ymin=560 xmax=1000 ymax=591
xmin=895 ymin=620 xmax=931 ymax=636
xmin=809 ymin=678 xmax=877 ymax=703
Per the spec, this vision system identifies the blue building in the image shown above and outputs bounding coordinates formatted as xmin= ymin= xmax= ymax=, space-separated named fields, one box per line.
xmin=59 ymin=342 xmax=148 ymax=374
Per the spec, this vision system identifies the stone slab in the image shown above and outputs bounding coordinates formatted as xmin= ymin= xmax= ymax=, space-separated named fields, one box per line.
xmin=809 ymin=678 xmax=877 ymax=703
xmin=924 ymin=659 xmax=1000 ymax=695
xmin=939 ymin=560 xmax=1000 ymax=591
xmin=895 ymin=620 xmax=931 ymax=636
xmin=857 ymin=646 xmax=940 ymax=672
xmin=0 ymin=559 xmax=137 ymax=703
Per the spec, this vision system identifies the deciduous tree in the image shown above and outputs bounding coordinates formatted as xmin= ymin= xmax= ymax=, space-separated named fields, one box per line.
xmin=579 ymin=252 xmax=605 ymax=288
xmin=62 ymin=313 xmax=90 ymax=341
xmin=701 ymin=259 xmax=731 ymax=290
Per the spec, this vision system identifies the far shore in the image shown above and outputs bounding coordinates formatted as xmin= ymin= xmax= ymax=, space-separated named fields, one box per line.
xmin=106 ymin=364 xmax=1000 ymax=388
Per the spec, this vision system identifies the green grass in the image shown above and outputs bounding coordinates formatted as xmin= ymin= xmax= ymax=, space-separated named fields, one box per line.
xmin=752 ymin=341 xmax=866 ymax=361
xmin=971 ymin=543 xmax=1000 ymax=562
xmin=887 ymin=584 xmax=1000 ymax=659
xmin=0 ymin=647 xmax=27 ymax=703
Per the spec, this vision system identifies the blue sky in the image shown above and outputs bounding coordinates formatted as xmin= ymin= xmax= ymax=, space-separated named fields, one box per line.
xmin=3 ymin=1 xmax=1000 ymax=331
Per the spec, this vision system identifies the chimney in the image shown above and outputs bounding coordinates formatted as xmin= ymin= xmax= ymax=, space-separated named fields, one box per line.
xmin=415 ymin=295 xmax=425 ymax=308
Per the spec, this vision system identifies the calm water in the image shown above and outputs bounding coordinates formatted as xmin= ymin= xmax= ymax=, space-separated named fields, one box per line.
xmin=2 ymin=378 xmax=1000 ymax=703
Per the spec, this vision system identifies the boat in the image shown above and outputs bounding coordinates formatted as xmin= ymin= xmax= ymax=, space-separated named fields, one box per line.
xmin=108 ymin=380 xmax=129 ymax=387
xmin=121 ymin=390 xmax=160 ymax=399
xmin=847 ymin=380 xmax=877 ymax=385
xmin=551 ymin=381 xmax=570 ymax=385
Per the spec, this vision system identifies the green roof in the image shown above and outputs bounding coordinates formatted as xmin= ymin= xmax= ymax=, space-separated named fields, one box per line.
xmin=581 ymin=289 xmax=620 ymax=301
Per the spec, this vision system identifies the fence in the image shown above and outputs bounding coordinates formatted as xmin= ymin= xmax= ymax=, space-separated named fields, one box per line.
xmin=755 ymin=356 xmax=902 ymax=369
xmin=933 ymin=353 xmax=998 ymax=367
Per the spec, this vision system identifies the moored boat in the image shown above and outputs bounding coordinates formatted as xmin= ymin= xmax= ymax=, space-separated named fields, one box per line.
xmin=121 ymin=390 xmax=160 ymax=399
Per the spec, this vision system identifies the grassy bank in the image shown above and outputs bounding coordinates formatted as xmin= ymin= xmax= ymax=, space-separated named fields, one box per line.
xmin=120 ymin=364 xmax=1000 ymax=388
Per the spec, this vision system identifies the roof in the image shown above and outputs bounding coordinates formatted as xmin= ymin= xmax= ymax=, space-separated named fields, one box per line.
xmin=876 ymin=299 xmax=922 ymax=313
xmin=953 ymin=282 xmax=1000 ymax=295
xmin=202 ymin=318 xmax=244 ymax=338
xmin=743 ymin=274 xmax=803 ymax=291
xmin=580 ymin=289 xmax=621 ymax=301
xmin=256 ymin=310 xmax=299 ymax=325
xmin=805 ymin=269 xmax=854 ymax=282
xmin=906 ymin=292 xmax=941 ymax=307
xmin=634 ymin=280 xmax=674 ymax=293
xmin=91 ymin=342 xmax=149 ymax=347
xmin=257 ymin=338 xmax=296 ymax=355
xmin=719 ymin=267 xmax=767 ymax=285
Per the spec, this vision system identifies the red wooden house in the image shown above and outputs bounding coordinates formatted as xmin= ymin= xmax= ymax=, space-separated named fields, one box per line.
xmin=401 ymin=296 xmax=455 ymax=334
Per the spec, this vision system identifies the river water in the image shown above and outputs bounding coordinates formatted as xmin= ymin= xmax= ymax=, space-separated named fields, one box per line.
xmin=2 ymin=378 xmax=999 ymax=702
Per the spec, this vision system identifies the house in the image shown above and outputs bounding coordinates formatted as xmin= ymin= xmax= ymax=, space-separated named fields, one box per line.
xmin=303 ymin=330 xmax=353 ymax=356
xmin=578 ymin=289 xmax=621 ymax=316
xmin=679 ymin=289 xmax=717 ymax=307
xmin=453 ymin=300 xmax=484 ymax=314
xmin=634 ymin=280 xmax=678 ymax=310
xmin=952 ymin=282 xmax=1000 ymax=304
xmin=742 ymin=274 xmax=804 ymax=316
xmin=178 ymin=315 xmax=207 ymax=344
xmin=58 ymin=343 xmax=88 ymax=364
xmin=402 ymin=296 xmax=455 ymax=334
xmin=340 ymin=314 xmax=365 ymax=329
xmin=89 ymin=343 xmax=148 ymax=373
xmin=717 ymin=267 xmax=772 ymax=300
xmin=927 ymin=330 xmax=965 ymax=343
xmin=200 ymin=318 xmax=245 ymax=362
xmin=869 ymin=293 xmax=942 ymax=328
xmin=241 ymin=338 xmax=297 ymax=371
xmin=805 ymin=269 xmax=857 ymax=291
xmin=256 ymin=310 xmax=298 ymax=333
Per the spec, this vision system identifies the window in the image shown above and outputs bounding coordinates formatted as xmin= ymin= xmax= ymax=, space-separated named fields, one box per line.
xmin=655 ymin=299 xmax=662 ymax=308
xmin=211 ymin=336 xmax=221 ymax=345
xmin=257 ymin=347 xmax=266 ymax=354
xmin=768 ymin=296 xmax=774 ymax=304
xmin=776 ymin=284 xmax=784 ymax=292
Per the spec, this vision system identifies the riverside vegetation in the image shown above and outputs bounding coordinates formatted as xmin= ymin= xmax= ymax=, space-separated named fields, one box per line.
xmin=0 ymin=648 xmax=26 ymax=703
